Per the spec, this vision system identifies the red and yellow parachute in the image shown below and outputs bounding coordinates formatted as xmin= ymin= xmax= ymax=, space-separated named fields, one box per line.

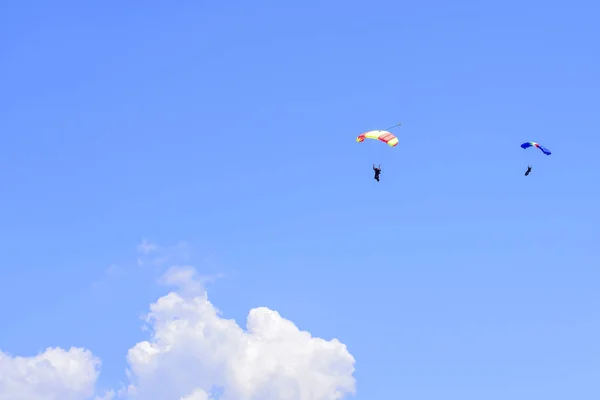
xmin=356 ymin=130 xmax=399 ymax=147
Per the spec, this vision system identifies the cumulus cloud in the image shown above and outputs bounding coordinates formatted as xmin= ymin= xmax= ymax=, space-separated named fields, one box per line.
xmin=0 ymin=347 xmax=100 ymax=400
xmin=123 ymin=266 xmax=356 ymax=399
xmin=0 ymin=252 xmax=356 ymax=400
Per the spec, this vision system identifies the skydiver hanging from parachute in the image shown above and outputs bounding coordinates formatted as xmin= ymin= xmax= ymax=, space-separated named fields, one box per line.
xmin=356 ymin=123 xmax=401 ymax=182
xmin=373 ymin=164 xmax=381 ymax=182
xmin=521 ymin=141 xmax=551 ymax=177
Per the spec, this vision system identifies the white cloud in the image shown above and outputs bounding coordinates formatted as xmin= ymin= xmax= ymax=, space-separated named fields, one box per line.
xmin=158 ymin=266 xmax=224 ymax=298
xmin=0 ymin=252 xmax=356 ymax=400
xmin=122 ymin=266 xmax=356 ymax=399
xmin=158 ymin=265 xmax=205 ymax=296
xmin=180 ymin=389 xmax=210 ymax=400
xmin=0 ymin=347 xmax=100 ymax=400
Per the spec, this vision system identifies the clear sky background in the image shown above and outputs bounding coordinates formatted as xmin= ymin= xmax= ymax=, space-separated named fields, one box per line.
xmin=1 ymin=0 xmax=599 ymax=399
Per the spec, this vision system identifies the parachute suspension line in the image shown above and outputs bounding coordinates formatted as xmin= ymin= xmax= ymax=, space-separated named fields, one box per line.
xmin=383 ymin=123 xmax=402 ymax=131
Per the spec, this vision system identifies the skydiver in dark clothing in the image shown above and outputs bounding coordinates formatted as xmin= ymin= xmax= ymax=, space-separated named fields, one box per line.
xmin=373 ymin=164 xmax=381 ymax=182
xmin=524 ymin=165 xmax=532 ymax=176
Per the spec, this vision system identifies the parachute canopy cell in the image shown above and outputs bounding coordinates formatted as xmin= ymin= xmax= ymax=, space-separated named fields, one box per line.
xmin=521 ymin=141 xmax=551 ymax=155
xmin=356 ymin=130 xmax=398 ymax=147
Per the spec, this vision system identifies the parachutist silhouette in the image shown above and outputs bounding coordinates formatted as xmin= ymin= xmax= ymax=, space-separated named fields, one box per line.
xmin=373 ymin=164 xmax=381 ymax=182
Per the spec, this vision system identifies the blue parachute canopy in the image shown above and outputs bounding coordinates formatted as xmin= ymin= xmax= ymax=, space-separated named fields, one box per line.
xmin=521 ymin=141 xmax=551 ymax=155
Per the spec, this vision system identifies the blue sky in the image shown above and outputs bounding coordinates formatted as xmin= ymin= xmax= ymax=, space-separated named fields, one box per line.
xmin=1 ymin=0 xmax=599 ymax=398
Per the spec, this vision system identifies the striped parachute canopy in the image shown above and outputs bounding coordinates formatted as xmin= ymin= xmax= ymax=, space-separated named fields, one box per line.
xmin=356 ymin=130 xmax=398 ymax=147
xmin=521 ymin=141 xmax=551 ymax=155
